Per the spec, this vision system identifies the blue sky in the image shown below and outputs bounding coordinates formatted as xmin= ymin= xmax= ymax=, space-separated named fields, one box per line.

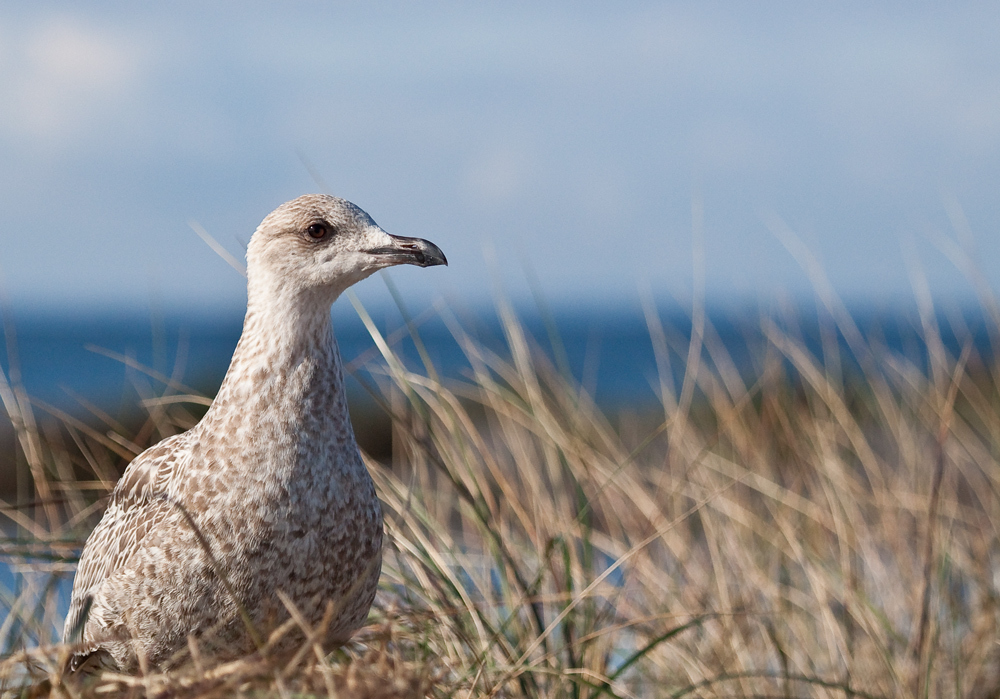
xmin=1 ymin=2 xmax=999 ymax=316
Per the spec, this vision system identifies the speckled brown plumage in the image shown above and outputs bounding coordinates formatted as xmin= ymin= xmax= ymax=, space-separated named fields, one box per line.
xmin=63 ymin=195 xmax=446 ymax=673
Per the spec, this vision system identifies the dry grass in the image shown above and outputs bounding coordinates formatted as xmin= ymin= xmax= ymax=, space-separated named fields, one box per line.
xmin=1 ymin=289 xmax=999 ymax=698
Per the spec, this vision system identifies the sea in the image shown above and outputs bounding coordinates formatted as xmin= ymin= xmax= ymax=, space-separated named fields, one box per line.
xmin=0 ymin=299 xmax=994 ymax=420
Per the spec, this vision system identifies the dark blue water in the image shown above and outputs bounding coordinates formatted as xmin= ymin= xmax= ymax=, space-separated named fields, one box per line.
xmin=0 ymin=300 xmax=994 ymax=418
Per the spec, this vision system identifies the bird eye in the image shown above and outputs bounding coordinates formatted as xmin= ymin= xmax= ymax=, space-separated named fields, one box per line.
xmin=306 ymin=223 xmax=329 ymax=240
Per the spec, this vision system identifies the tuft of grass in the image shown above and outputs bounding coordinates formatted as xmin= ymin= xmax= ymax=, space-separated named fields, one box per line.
xmin=2 ymin=290 xmax=1000 ymax=698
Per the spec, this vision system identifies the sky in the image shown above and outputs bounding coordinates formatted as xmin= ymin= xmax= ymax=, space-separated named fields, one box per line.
xmin=1 ymin=2 xmax=999 ymax=317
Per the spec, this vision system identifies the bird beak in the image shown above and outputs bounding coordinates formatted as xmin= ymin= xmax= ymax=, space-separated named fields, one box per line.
xmin=367 ymin=233 xmax=448 ymax=268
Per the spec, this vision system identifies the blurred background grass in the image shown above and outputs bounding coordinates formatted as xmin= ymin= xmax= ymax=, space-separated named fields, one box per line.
xmin=3 ymin=284 xmax=1000 ymax=697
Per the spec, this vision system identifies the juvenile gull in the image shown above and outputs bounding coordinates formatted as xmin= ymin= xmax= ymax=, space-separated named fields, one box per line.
xmin=63 ymin=194 xmax=446 ymax=673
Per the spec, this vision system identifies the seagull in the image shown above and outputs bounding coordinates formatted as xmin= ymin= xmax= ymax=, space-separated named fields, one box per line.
xmin=63 ymin=194 xmax=447 ymax=673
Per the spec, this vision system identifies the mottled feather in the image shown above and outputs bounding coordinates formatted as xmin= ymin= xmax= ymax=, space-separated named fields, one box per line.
xmin=63 ymin=194 xmax=446 ymax=672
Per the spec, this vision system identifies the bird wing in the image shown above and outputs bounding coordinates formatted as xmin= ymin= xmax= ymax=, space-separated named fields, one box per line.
xmin=63 ymin=431 xmax=192 ymax=643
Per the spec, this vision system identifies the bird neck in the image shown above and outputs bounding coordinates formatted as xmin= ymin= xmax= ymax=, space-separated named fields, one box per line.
xmin=202 ymin=298 xmax=355 ymax=453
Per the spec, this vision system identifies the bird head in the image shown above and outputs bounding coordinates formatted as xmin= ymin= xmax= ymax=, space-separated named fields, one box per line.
xmin=246 ymin=194 xmax=447 ymax=304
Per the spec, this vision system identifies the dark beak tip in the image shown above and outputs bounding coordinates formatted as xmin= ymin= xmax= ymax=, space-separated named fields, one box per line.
xmin=419 ymin=241 xmax=447 ymax=268
xmin=372 ymin=234 xmax=448 ymax=268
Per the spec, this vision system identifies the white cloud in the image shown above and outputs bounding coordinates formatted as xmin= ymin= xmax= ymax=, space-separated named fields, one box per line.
xmin=0 ymin=15 xmax=146 ymax=145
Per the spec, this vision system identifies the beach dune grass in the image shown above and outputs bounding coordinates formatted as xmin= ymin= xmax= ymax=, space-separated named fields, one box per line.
xmin=1 ymin=293 xmax=999 ymax=698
